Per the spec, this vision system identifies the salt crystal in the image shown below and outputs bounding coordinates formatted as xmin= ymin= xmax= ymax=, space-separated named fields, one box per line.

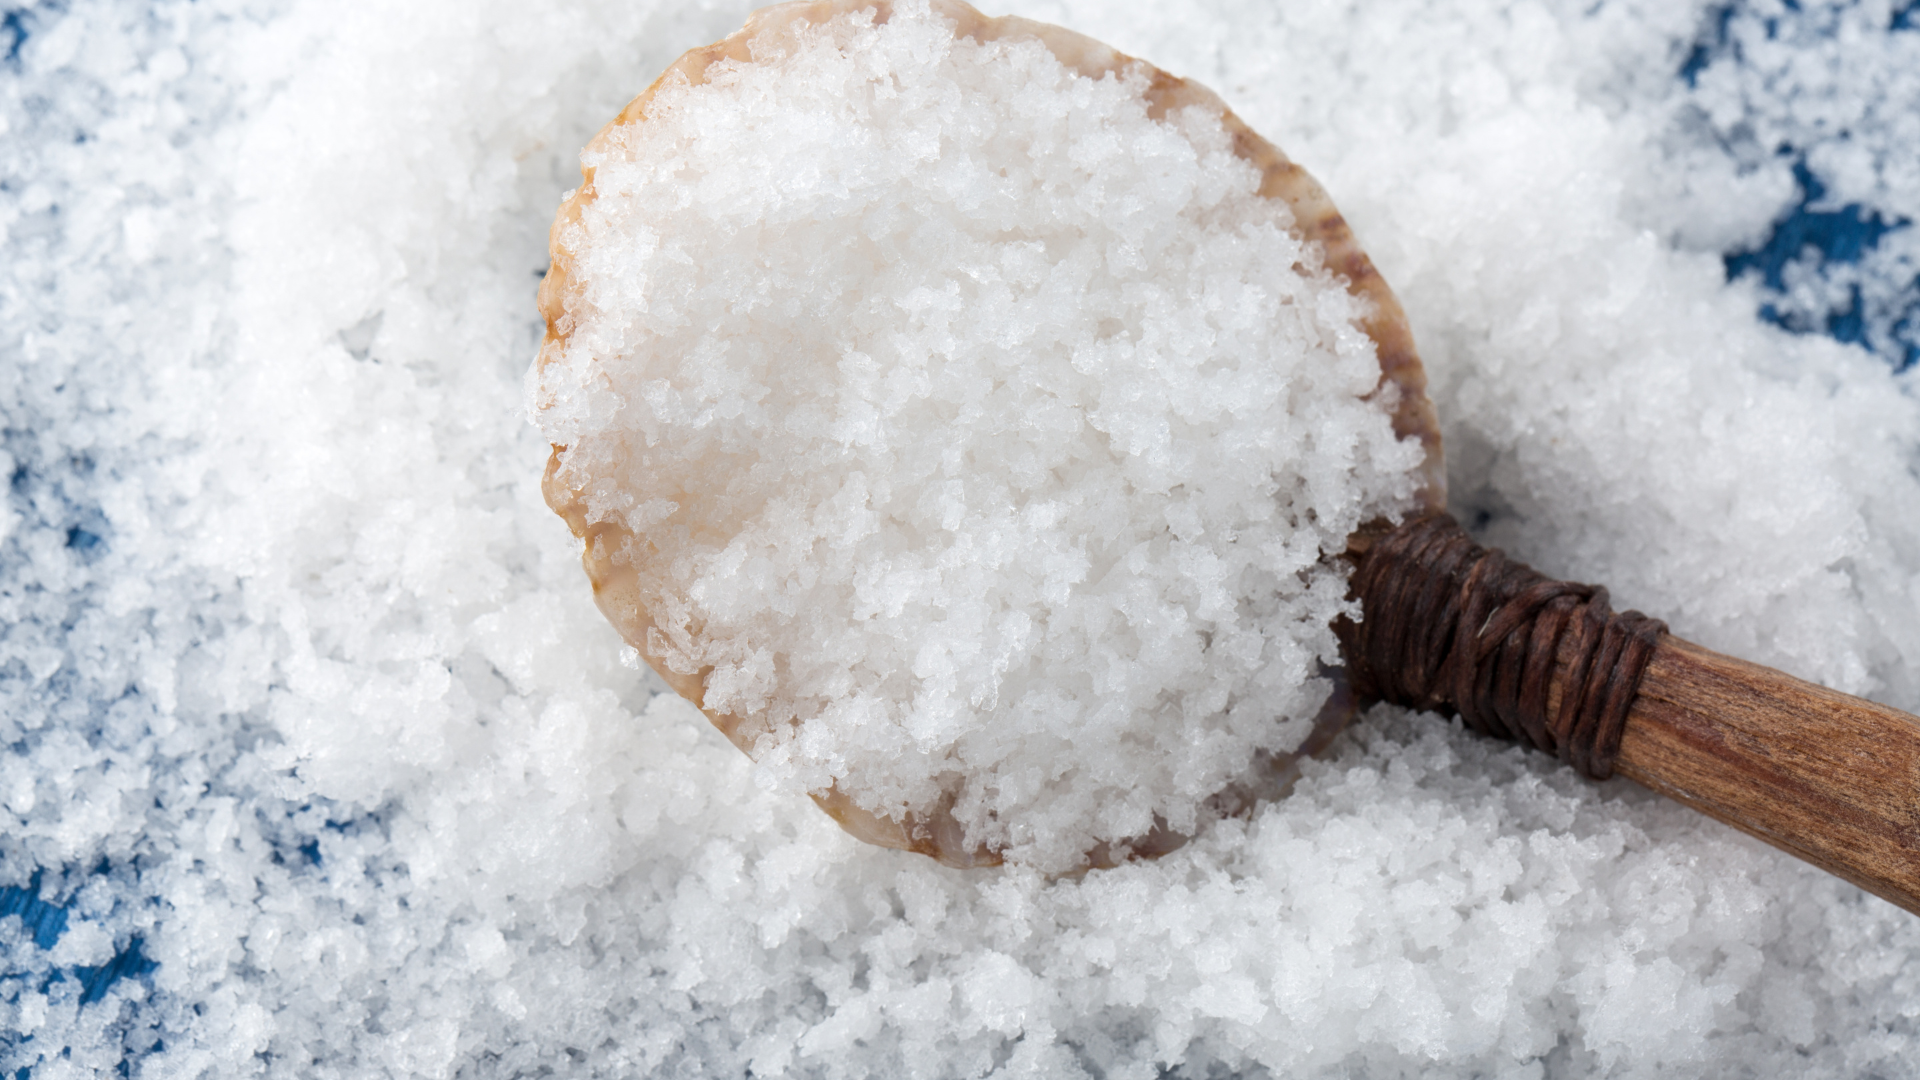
xmin=9 ymin=0 xmax=1920 ymax=1077
xmin=532 ymin=0 xmax=1424 ymax=871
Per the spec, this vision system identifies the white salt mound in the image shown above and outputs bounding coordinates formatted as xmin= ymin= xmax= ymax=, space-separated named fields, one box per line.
xmin=532 ymin=1 xmax=1423 ymax=870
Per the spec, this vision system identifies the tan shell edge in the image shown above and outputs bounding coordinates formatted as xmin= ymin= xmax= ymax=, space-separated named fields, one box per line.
xmin=534 ymin=0 xmax=1445 ymax=870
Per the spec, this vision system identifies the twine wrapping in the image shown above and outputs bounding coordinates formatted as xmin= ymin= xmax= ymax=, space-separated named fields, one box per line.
xmin=1340 ymin=514 xmax=1668 ymax=780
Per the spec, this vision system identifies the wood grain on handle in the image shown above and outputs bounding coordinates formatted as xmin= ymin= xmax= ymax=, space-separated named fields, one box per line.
xmin=1603 ymin=636 xmax=1920 ymax=914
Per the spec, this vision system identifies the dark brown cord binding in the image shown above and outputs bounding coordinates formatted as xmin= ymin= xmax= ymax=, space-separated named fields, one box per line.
xmin=1340 ymin=514 xmax=1668 ymax=780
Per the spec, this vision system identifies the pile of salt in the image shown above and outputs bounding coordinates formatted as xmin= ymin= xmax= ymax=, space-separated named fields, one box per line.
xmin=531 ymin=0 xmax=1428 ymax=871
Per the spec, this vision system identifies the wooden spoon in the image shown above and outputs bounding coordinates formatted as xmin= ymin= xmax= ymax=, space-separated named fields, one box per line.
xmin=535 ymin=0 xmax=1920 ymax=912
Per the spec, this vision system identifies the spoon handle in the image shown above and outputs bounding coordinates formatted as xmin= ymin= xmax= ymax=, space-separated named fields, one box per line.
xmin=1346 ymin=513 xmax=1920 ymax=916
xmin=1614 ymin=637 xmax=1920 ymax=914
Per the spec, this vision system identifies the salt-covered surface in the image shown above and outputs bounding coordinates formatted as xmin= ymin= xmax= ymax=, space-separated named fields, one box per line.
xmin=4 ymin=0 xmax=1920 ymax=1077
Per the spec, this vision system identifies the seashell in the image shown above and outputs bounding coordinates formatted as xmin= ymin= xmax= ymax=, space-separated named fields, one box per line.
xmin=532 ymin=0 xmax=1444 ymax=869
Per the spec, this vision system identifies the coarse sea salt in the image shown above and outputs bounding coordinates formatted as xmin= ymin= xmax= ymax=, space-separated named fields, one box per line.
xmin=530 ymin=0 xmax=1427 ymax=872
xmin=10 ymin=0 xmax=1920 ymax=1077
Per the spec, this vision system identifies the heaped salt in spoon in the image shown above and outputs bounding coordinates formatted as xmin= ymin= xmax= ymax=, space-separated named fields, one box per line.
xmin=533 ymin=0 xmax=1920 ymax=910
xmin=532 ymin=0 xmax=1441 ymax=872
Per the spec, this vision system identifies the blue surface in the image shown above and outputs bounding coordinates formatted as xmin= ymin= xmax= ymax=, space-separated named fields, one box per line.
xmin=2 ymin=14 xmax=28 ymax=68
xmin=1725 ymin=160 xmax=1916 ymax=369
xmin=0 ymin=867 xmax=155 ymax=1032
xmin=1687 ymin=1 xmax=1920 ymax=372
xmin=0 ymin=873 xmax=69 ymax=952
